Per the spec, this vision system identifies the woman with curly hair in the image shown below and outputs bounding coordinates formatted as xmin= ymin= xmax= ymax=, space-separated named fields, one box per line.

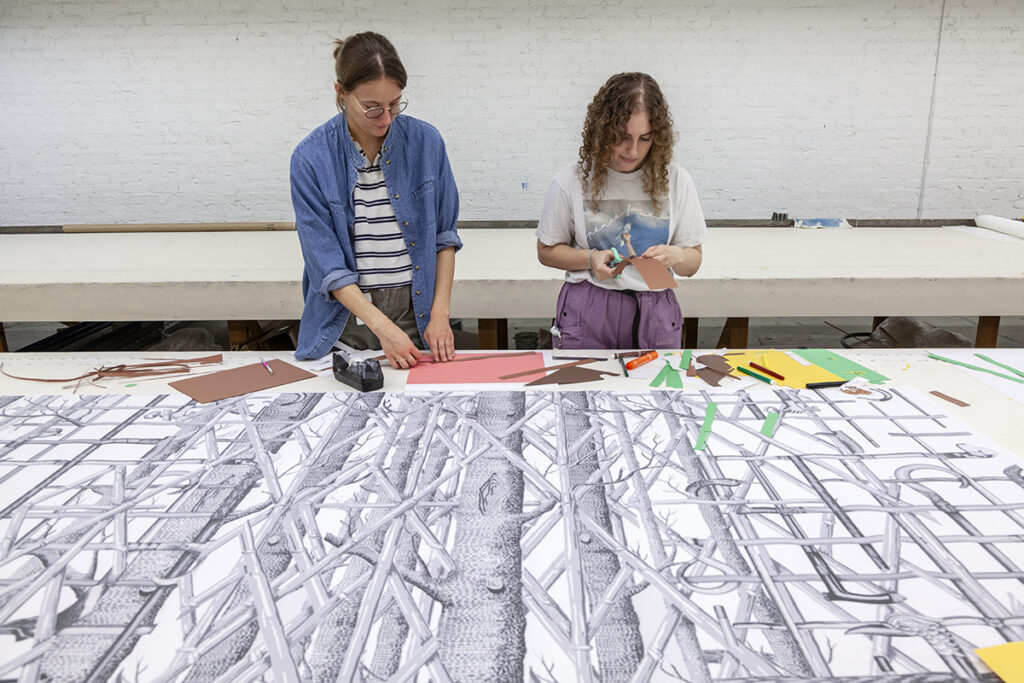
xmin=536 ymin=72 xmax=706 ymax=350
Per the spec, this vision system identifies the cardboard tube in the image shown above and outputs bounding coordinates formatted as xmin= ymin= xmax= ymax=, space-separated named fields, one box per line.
xmin=975 ymin=215 xmax=1024 ymax=240
xmin=62 ymin=222 xmax=296 ymax=233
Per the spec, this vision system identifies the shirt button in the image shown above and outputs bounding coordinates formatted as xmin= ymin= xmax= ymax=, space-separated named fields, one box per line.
xmin=403 ymin=221 xmax=408 ymax=226
xmin=410 ymin=241 xmax=416 ymax=247
xmin=394 ymin=194 xmax=399 ymax=199
xmin=419 ymin=313 xmax=424 ymax=318
xmin=415 ymin=290 xmax=421 ymax=295
xmin=386 ymin=160 xmax=391 ymax=164
xmin=415 ymin=265 xmax=420 ymax=270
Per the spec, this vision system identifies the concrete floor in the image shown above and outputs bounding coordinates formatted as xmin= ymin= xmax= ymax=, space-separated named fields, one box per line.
xmin=8 ymin=316 xmax=1024 ymax=353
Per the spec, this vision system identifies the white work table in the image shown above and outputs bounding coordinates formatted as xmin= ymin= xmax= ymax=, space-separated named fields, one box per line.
xmin=2 ymin=346 xmax=1024 ymax=681
xmin=2 ymin=226 xmax=1022 ymax=350
xmin=1 ymin=347 xmax=1022 ymax=456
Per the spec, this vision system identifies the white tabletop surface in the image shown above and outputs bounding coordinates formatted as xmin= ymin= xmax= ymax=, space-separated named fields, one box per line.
xmin=2 ymin=226 xmax=1023 ymax=321
xmin=2 ymin=348 xmax=1023 ymax=461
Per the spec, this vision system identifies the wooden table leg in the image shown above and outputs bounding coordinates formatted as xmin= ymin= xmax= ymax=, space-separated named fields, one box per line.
xmin=716 ymin=317 xmax=749 ymax=349
xmin=976 ymin=316 xmax=1000 ymax=348
xmin=228 ymin=321 xmax=263 ymax=350
xmin=683 ymin=318 xmax=699 ymax=348
xmin=477 ymin=319 xmax=508 ymax=350
xmin=0 ymin=323 xmax=8 ymax=352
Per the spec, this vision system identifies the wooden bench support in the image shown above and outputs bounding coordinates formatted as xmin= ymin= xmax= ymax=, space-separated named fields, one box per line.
xmin=716 ymin=317 xmax=749 ymax=349
xmin=976 ymin=316 xmax=1000 ymax=348
xmin=477 ymin=319 xmax=508 ymax=350
xmin=683 ymin=318 xmax=699 ymax=348
xmin=228 ymin=321 xmax=264 ymax=350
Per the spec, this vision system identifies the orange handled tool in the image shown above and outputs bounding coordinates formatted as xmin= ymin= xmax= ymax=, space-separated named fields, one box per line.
xmin=625 ymin=350 xmax=658 ymax=370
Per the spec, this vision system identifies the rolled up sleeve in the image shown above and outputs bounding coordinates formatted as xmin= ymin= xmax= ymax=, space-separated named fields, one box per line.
xmin=434 ymin=138 xmax=462 ymax=253
xmin=290 ymin=151 xmax=358 ymax=301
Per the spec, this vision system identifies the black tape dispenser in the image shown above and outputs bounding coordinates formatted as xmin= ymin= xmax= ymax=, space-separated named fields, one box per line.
xmin=332 ymin=352 xmax=384 ymax=392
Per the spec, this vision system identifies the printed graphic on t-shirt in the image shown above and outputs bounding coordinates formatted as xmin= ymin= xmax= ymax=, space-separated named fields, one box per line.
xmin=584 ymin=199 xmax=669 ymax=257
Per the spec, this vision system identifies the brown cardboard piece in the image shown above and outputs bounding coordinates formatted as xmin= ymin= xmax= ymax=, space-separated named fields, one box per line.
xmin=169 ymin=359 xmax=315 ymax=403
xmin=629 ymin=257 xmax=678 ymax=289
xmin=693 ymin=354 xmax=737 ymax=387
xmin=525 ymin=366 xmax=616 ymax=386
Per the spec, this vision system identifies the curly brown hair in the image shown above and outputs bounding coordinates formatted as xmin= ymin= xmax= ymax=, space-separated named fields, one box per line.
xmin=578 ymin=72 xmax=675 ymax=212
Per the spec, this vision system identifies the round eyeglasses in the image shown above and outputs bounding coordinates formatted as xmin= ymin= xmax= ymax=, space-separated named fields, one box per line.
xmin=352 ymin=97 xmax=409 ymax=120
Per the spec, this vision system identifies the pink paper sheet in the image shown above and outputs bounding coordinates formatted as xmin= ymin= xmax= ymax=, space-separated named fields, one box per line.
xmin=406 ymin=352 xmax=546 ymax=384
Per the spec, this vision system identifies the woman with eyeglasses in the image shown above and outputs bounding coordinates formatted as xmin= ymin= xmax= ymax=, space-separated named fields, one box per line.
xmin=291 ymin=32 xmax=461 ymax=366
xmin=536 ymin=72 xmax=706 ymax=350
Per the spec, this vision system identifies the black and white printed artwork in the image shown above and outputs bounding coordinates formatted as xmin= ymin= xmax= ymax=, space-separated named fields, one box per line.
xmin=1 ymin=388 xmax=1022 ymax=681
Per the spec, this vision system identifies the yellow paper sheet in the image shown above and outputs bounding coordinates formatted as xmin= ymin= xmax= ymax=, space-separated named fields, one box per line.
xmin=722 ymin=349 xmax=844 ymax=389
xmin=976 ymin=641 xmax=1024 ymax=683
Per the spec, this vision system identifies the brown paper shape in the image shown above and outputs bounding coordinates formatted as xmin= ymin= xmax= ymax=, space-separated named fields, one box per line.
xmin=930 ymin=390 xmax=969 ymax=407
xmin=629 ymin=257 xmax=678 ymax=289
xmin=525 ymin=366 xmax=616 ymax=386
xmin=694 ymin=354 xmax=738 ymax=387
xmin=169 ymin=359 xmax=315 ymax=404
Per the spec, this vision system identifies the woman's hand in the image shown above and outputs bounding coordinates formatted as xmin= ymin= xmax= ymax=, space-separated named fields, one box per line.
xmin=378 ymin=321 xmax=423 ymax=369
xmin=590 ymin=249 xmax=618 ymax=281
xmin=423 ymin=314 xmax=455 ymax=362
xmin=641 ymin=244 xmax=703 ymax=276
xmin=640 ymin=244 xmax=684 ymax=267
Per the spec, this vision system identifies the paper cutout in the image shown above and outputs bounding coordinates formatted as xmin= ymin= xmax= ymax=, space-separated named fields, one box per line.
xmin=694 ymin=354 xmax=736 ymax=387
xmin=975 ymin=641 xmax=1024 ymax=683
xmin=792 ymin=349 xmax=889 ymax=384
xmin=694 ymin=402 xmax=717 ymax=450
xmin=168 ymin=359 xmax=315 ymax=403
xmin=628 ymin=257 xmax=678 ymax=289
xmin=679 ymin=349 xmax=693 ymax=374
xmin=761 ymin=412 xmax=780 ymax=436
xmin=498 ymin=358 xmax=598 ymax=381
xmin=525 ymin=367 xmax=616 ymax=386
xmin=721 ymin=350 xmax=845 ymax=389
xmin=407 ymin=352 xmax=545 ymax=384
xmin=0 ymin=354 xmax=223 ymax=384
xmin=931 ymin=390 xmax=969 ymax=407
xmin=649 ymin=361 xmax=683 ymax=388
xmin=974 ymin=353 xmax=1024 ymax=381
xmin=607 ymin=257 xmax=677 ymax=289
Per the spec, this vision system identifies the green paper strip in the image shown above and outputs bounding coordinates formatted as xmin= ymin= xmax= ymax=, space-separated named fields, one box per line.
xmin=649 ymin=362 xmax=671 ymax=388
xmin=928 ymin=353 xmax=1024 ymax=384
xmin=695 ymin=402 xmax=717 ymax=451
xmin=649 ymin=361 xmax=683 ymax=389
xmin=975 ymin=353 xmax=1024 ymax=379
xmin=679 ymin=349 xmax=693 ymax=373
xmin=761 ymin=412 xmax=780 ymax=437
xmin=792 ymin=349 xmax=889 ymax=384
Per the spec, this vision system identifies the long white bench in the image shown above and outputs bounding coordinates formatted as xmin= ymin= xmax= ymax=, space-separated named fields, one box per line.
xmin=2 ymin=226 xmax=1022 ymax=351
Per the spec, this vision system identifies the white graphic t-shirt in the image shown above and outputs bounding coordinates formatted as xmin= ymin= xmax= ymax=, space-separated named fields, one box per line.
xmin=536 ymin=162 xmax=707 ymax=291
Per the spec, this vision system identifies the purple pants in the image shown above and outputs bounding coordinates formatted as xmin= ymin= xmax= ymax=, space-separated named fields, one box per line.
xmin=553 ymin=280 xmax=683 ymax=350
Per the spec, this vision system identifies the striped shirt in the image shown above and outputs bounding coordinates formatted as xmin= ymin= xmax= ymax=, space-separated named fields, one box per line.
xmin=352 ymin=144 xmax=412 ymax=289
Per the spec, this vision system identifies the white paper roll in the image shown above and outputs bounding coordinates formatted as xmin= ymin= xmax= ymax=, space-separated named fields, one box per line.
xmin=976 ymin=214 xmax=1024 ymax=240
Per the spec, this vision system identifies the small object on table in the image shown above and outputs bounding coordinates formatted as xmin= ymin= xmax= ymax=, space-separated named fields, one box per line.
xmin=748 ymin=361 xmax=784 ymax=381
xmin=333 ymin=353 xmax=384 ymax=392
xmin=930 ymin=390 xmax=969 ymax=407
xmin=737 ymin=366 xmax=774 ymax=384
xmin=260 ymin=359 xmax=274 ymax=375
xmin=625 ymin=350 xmax=658 ymax=370
xmin=804 ymin=380 xmax=849 ymax=389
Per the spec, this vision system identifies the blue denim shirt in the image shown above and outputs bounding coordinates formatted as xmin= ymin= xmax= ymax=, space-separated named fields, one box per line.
xmin=290 ymin=113 xmax=462 ymax=359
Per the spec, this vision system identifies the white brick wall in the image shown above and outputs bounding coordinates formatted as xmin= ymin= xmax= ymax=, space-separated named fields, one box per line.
xmin=2 ymin=0 xmax=1021 ymax=224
